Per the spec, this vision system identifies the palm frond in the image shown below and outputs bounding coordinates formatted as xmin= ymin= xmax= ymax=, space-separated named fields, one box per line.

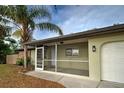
xmin=0 ymin=5 xmax=8 ymax=16
xmin=0 ymin=6 xmax=22 ymax=30
xmin=12 ymin=29 xmax=22 ymax=38
xmin=26 ymin=30 xmax=33 ymax=42
xmin=0 ymin=6 xmax=16 ymax=21
xmin=36 ymin=22 xmax=63 ymax=35
xmin=28 ymin=19 xmax=35 ymax=31
xmin=0 ymin=24 xmax=12 ymax=37
xmin=5 ymin=37 xmax=17 ymax=43
xmin=0 ymin=16 xmax=11 ymax=24
xmin=29 ymin=6 xmax=51 ymax=20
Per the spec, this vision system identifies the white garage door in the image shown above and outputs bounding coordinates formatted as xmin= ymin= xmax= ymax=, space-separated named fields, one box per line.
xmin=101 ymin=41 xmax=124 ymax=83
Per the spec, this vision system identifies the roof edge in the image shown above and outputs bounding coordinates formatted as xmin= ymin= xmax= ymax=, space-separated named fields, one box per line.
xmin=24 ymin=23 xmax=124 ymax=45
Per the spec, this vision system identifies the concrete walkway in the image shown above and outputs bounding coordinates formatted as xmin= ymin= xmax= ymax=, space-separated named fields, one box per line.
xmin=26 ymin=71 xmax=99 ymax=88
xmin=98 ymin=81 xmax=124 ymax=88
xmin=26 ymin=71 xmax=124 ymax=88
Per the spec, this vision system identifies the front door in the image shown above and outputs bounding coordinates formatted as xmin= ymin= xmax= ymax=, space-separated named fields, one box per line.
xmin=35 ymin=47 xmax=44 ymax=71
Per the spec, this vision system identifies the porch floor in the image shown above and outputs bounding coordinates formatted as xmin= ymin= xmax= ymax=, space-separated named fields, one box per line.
xmin=44 ymin=67 xmax=89 ymax=76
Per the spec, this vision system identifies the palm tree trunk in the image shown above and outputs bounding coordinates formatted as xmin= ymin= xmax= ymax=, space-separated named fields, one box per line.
xmin=24 ymin=45 xmax=27 ymax=68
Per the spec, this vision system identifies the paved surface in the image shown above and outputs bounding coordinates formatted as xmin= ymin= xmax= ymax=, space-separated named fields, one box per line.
xmin=98 ymin=81 xmax=124 ymax=88
xmin=26 ymin=71 xmax=124 ymax=88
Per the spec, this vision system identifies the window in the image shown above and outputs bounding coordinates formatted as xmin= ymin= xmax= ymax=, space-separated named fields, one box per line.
xmin=72 ymin=49 xmax=79 ymax=56
xmin=66 ymin=48 xmax=72 ymax=56
xmin=66 ymin=48 xmax=79 ymax=56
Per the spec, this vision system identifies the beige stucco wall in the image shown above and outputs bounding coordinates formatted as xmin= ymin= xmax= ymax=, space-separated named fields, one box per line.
xmin=18 ymin=51 xmax=31 ymax=59
xmin=6 ymin=50 xmax=34 ymax=65
xmin=88 ymin=32 xmax=124 ymax=81
xmin=6 ymin=54 xmax=18 ymax=64
xmin=57 ymin=42 xmax=89 ymax=70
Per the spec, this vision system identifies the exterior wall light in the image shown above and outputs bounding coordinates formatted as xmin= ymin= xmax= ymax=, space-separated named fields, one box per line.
xmin=60 ymin=41 xmax=64 ymax=44
xmin=92 ymin=45 xmax=96 ymax=52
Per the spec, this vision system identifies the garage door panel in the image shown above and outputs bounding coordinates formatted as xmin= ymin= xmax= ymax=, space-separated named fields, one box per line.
xmin=101 ymin=42 xmax=124 ymax=83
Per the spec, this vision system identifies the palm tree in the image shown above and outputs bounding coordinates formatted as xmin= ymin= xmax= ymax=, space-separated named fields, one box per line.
xmin=0 ymin=24 xmax=11 ymax=38
xmin=0 ymin=5 xmax=63 ymax=68
xmin=0 ymin=16 xmax=12 ymax=39
xmin=0 ymin=24 xmax=6 ymax=38
xmin=5 ymin=37 xmax=18 ymax=51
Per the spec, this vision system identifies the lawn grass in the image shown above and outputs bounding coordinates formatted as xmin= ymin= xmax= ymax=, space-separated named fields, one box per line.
xmin=0 ymin=64 xmax=64 ymax=88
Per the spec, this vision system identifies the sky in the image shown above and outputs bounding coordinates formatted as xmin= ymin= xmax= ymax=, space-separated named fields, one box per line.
xmin=33 ymin=5 xmax=124 ymax=40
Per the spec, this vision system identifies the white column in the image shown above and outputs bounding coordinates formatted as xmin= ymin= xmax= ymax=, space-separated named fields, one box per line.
xmin=42 ymin=46 xmax=44 ymax=70
xmin=55 ymin=43 xmax=57 ymax=72
xmin=24 ymin=45 xmax=27 ymax=68
xmin=35 ymin=45 xmax=37 ymax=71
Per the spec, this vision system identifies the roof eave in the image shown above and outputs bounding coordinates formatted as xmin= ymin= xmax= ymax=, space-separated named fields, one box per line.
xmin=24 ymin=24 xmax=124 ymax=46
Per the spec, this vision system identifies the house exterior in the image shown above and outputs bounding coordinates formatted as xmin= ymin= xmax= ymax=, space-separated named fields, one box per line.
xmin=24 ymin=24 xmax=124 ymax=83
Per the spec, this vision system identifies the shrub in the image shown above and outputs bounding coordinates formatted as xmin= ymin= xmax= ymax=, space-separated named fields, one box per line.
xmin=27 ymin=57 xmax=31 ymax=65
xmin=16 ymin=58 xmax=24 ymax=66
xmin=16 ymin=57 xmax=31 ymax=66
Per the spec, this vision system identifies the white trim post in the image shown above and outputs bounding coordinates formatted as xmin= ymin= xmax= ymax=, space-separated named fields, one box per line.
xmin=55 ymin=43 xmax=57 ymax=72
xmin=42 ymin=46 xmax=44 ymax=70
xmin=24 ymin=45 xmax=27 ymax=68
xmin=35 ymin=45 xmax=37 ymax=71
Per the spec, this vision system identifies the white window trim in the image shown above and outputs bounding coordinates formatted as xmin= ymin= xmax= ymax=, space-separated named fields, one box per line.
xmin=65 ymin=48 xmax=80 ymax=56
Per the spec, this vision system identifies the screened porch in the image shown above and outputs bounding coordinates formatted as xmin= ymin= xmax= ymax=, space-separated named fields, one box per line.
xmin=43 ymin=41 xmax=89 ymax=76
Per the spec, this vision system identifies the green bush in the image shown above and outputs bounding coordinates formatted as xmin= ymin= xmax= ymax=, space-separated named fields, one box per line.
xmin=27 ymin=57 xmax=31 ymax=65
xmin=16 ymin=57 xmax=31 ymax=66
xmin=16 ymin=58 xmax=24 ymax=66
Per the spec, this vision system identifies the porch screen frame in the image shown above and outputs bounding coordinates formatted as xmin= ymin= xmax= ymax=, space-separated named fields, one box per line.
xmin=35 ymin=46 xmax=44 ymax=71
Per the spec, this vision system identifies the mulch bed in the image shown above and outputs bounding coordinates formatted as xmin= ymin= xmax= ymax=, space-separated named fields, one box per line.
xmin=0 ymin=64 xmax=64 ymax=88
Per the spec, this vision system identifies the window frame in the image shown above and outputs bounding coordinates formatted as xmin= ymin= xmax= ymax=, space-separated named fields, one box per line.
xmin=65 ymin=48 xmax=72 ymax=56
xmin=65 ymin=48 xmax=79 ymax=56
xmin=72 ymin=48 xmax=79 ymax=56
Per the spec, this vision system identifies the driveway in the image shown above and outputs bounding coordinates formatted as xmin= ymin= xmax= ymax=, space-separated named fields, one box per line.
xmin=26 ymin=71 xmax=124 ymax=88
xmin=98 ymin=81 xmax=124 ymax=88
